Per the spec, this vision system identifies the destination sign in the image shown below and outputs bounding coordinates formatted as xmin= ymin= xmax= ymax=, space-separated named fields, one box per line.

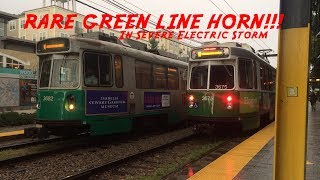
xmin=191 ymin=47 xmax=230 ymax=59
xmin=37 ymin=38 xmax=70 ymax=54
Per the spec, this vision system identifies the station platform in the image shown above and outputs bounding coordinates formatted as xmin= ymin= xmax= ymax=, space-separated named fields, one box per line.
xmin=190 ymin=104 xmax=320 ymax=180
xmin=0 ymin=124 xmax=36 ymax=137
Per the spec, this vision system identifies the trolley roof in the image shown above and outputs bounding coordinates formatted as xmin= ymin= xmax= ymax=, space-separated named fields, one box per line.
xmin=190 ymin=43 xmax=275 ymax=69
xmin=36 ymin=37 xmax=188 ymax=69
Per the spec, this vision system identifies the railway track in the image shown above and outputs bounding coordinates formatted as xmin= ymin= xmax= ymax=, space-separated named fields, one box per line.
xmin=0 ymin=136 xmax=63 ymax=151
xmin=163 ymin=124 xmax=271 ymax=179
xmin=84 ymin=126 xmax=264 ymax=179
xmin=0 ymin=123 xmax=269 ymax=180
xmin=62 ymin=128 xmax=194 ymax=180
xmin=163 ymin=138 xmax=246 ymax=179
xmin=0 ymin=136 xmax=91 ymax=165
xmin=0 ymin=128 xmax=194 ymax=180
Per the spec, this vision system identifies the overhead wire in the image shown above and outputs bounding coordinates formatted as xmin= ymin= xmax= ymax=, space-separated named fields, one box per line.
xmin=76 ymin=0 xmax=196 ymax=48
xmin=221 ymin=0 xmax=272 ymax=50
xmin=106 ymin=0 xmax=203 ymax=45
xmin=207 ymin=0 xmax=265 ymax=49
xmin=123 ymin=0 xmax=203 ymax=44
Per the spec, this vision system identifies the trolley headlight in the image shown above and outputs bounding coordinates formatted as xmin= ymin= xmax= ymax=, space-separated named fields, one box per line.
xmin=68 ymin=104 xmax=75 ymax=110
xmin=65 ymin=95 xmax=76 ymax=111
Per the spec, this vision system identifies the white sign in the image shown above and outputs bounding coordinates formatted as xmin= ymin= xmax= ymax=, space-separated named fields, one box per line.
xmin=162 ymin=94 xmax=170 ymax=107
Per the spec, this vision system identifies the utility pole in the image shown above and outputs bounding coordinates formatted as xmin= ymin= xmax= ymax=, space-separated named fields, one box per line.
xmin=274 ymin=0 xmax=311 ymax=179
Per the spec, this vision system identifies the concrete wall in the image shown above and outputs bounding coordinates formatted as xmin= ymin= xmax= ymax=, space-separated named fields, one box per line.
xmin=0 ymin=77 xmax=19 ymax=107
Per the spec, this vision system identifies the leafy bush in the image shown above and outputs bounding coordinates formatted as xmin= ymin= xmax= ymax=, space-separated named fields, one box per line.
xmin=0 ymin=112 xmax=36 ymax=127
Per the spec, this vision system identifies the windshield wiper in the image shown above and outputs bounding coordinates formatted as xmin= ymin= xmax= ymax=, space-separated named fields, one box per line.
xmin=224 ymin=65 xmax=233 ymax=77
xmin=59 ymin=57 xmax=67 ymax=84
xmin=59 ymin=66 xmax=62 ymax=84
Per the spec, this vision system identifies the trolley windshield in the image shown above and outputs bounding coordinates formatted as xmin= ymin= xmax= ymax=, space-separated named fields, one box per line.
xmin=39 ymin=59 xmax=79 ymax=88
xmin=190 ymin=65 xmax=234 ymax=89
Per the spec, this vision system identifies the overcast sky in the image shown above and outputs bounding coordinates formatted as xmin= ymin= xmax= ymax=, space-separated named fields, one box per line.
xmin=0 ymin=0 xmax=279 ymax=67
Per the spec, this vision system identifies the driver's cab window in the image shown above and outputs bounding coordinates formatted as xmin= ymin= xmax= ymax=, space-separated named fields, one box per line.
xmin=84 ymin=53 xmax=112 ymax=86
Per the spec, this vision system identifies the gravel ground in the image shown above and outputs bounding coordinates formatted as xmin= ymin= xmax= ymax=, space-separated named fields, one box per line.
xmin=165 ymin=137 xmax=247 ymax=180
xmin=90 ymin=136 xmax=220 ymax=180
xmin=0 ymin=128 xmax=193 ymax=180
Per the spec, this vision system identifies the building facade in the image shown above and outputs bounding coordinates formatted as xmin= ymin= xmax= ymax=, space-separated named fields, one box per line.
xmin=0 ymin=11 xmax=18 ymax=37
xmin=0 ymin=12 xmax=38 ymax=110
xmin=6 ymin=3 xmax=194 ymax=57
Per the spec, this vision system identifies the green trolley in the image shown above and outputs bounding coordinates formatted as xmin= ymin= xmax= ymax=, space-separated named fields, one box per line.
xmin=187 ymin=42 xmax=276 ymax=132
xmin=35 ymin=37 xmax=188 ymax=136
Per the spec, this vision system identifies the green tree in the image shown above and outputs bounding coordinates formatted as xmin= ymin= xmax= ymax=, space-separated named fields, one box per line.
xmin=149 ymin=37 xmax=159 ymax=50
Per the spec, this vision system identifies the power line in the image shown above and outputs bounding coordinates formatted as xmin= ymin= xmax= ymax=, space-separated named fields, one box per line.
xmin=103 ymin=0 xmax=160 ymax=29
xmin=221 ymin=0 xmax=272 ymax=50
xmin=123 ymin=0 xmax=160 ymax=19
xmin=107 ymin=0 xmax=203 ymax=45
xmin=102 ymin=0 xmax=133 ymax=14
xmin=208 ymin=0 xmax=227 ymax=15
xmin=103 ymin=0 xmax=203 ymax=46
xmin=76 ymin=0 xmax=196 ymax=48
xmin=83 ymin=0 xmax=120 ymax=14
xmin=222 ymin=0 xmax=239 ymax=16
xmin=121 ymin=0 xmax=178 ymax=28
xmin=207 ymin=0 xmax=264 ymax=49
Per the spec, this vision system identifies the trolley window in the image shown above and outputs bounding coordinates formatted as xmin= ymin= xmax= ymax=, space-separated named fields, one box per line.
xmin=153 ymin=64 xmax=167 ymax=89
xmin=84 ymin=53 xmax=112 ymax=87
xmin=253 ymin=61 xmax=258 ymax=89
xmin=269 ymin=68 xmax=274 ymax=91
xmin=114 ymin=55 xmax=123 ymax=88
xmin=260 ymin=64 xmax=268 ymax=90
xmin=51 ymin=59 xmax=79 ymax=88
xmin=271 ymin=71 xmax=276 ymax=91
xmin=168 ymin=67 xmax=179 ymax=90
xmin=239 ymin=58 xmax=254 ymax=89
xmin=99 ymin=55 xmax=112 ymax=86
xmin=190 ymin=66 xmax=208 ymax=89
xmin=266 ymin=68 xmax=270 ymax=90
xmin=135 ymin=60 xmax=152 ymax=89
xmin=264 ymin=68 xmax=269 ymax=90
xmin=39 ymin=60 xmax=52 ymax=88
xmin=210 ymin=65 xmax=234 ymax=89
xmin=180 ymin=69 xmax=187 ymax=90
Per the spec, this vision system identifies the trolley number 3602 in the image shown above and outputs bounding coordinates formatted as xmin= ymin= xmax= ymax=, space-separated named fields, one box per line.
xmin=43 ymin=96 xmax=54 ymax=102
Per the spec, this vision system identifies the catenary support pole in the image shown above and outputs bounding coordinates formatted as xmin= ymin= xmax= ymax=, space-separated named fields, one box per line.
xmin=274 ymin=0 xmax=311 ymax=179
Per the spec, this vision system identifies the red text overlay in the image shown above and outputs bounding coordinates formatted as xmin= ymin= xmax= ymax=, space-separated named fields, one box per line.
xmin=24 ymin=13 xmax=284 ymax=40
